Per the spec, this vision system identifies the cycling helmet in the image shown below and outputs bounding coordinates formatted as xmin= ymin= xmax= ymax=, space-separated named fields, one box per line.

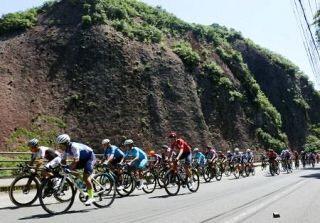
xmin=169 ymin=132 xmax=177 ymax=138
xmin=101 ymin=139 xmax=110 ymax=145
xmin=149 ymin=150 xmax=155 ymax=156
xmin=227 ymin=150 xmax=231 ymax=154
xmin=56 ymin=134 xmax=71 ymax=144
xmin=246 ymin=149 xmax=251 ymax=152
xmin=161 ymin=145 xmax=169 ymax=150
xmin=193 ymin=148 xmax=199 ymax=152
xmin=218 ymin=150 xmax=222 ymax=154
xmin=123 ymin=139 xmax=134 ymax=145
xmin=234 ymin=148 xmax=239 ymax=152
xmin=27 ymin=138 xmax=39 ymax=147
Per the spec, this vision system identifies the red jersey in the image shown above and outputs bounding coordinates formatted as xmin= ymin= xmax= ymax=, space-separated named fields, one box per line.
xmin=171 ymin=138 xmax=191 ymax=153
xmin=267 ymin=151 xmax=277 ymax=159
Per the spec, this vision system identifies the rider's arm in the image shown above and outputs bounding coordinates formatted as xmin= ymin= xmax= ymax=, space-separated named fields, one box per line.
xmin=176 ymin=148 xmax=183 ymax=160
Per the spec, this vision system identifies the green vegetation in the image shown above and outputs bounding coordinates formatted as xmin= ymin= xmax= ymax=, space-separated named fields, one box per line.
xmin=0 ymin=8 xmax=38 ymax=35
xmin=255 ymin=128 xmax=286 ymax=152
xmin=173 ymin=41 xmax=200 ymax=68
xmin=0 ymin=0 xmax=60 ymax=35
xmin=6 ymin=115 xmax=66 ymax=152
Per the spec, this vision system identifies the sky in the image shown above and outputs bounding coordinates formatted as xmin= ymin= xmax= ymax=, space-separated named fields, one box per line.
xmin=0 ymin=0 xmax=319 ymax=88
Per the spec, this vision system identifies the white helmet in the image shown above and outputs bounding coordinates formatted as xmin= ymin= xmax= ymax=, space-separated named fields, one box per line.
xmin=123 ymin=139 xmax=134 ymax=145
xmin=27 ymin=138 xmax=39 ymax=147
xmin=227 ymin=150 xmax=231 ymax=154
xmin=246 ymin=149 xmax=251 ymax=152
xmin=193 ymin=148 xmax=199 ymax=152
xmin=234 ymin=148 xmax=239 ymax=152
xmin=56 ymin=134 xmax=70 ymax=144
xmin=101 ymin=139 xmax=110 ymax=145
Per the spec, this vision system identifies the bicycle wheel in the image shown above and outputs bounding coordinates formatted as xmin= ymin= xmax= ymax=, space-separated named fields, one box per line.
xmin=157 ymin=169 xmax=166 ymax=188
xmin=188 ymin=169 xmax=200 ymax=193
xmin=164 ymin=171 xmax=180 ymax=196
xmin=142 ymin=171 xmax=156 ymax=194
xmin=276 ymin=164 xmax=280 ymax=175
xmin=9 ymin=175 xmax=40 ymax=207
xmin=203 ymin=166 xmax=211 ymax=182
xmin=224 ymin=165 xmax=231 ymax=177
xmin=39 ymin=176 xmax=75 ymax=215
xmin=251 ymin=166 xmax=256 ymax=176
xmin=215 ymin=166 xmax=222 ymax=181
xmin=116 ymin=172 xmax=135 ymax=197
xmin=92 ymin=173 xmax=116 ymax=208
xmin=234 ymin=167 xmax=240 ymax=179
xmin=244 ymin=165 xmax=250 ymax=177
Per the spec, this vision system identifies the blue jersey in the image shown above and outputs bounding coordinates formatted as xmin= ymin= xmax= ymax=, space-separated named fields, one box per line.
xmin=125 ymin=147 xmax=147 ymax=162
xmin=104 ymin=145 xmax=124 ymax=159
xmin=63 ymin=142 xmax=94 ymax=160
xmin=194 ymin=152 xmax=206 ymax=164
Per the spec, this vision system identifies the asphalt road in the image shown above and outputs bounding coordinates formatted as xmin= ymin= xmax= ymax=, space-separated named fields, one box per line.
xmin=1 ymin=165 xmax=320 ymax=223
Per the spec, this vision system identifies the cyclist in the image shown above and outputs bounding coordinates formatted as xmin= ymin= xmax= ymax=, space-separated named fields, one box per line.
xmin=205 ymin=145 xmax=218 ymax=163
xmin=245 ymin=149 xmax=254 ymax=165
xmin=217 ymin=151 xmax=227 ymax=172
xmin=123 ymin=139 xmax=148 ymax=190
xmin=28 ymin=138 xmax=51 ymax=170
xmin=169 ymin=132 xmax=194 ymax=188
xmin=300 ymin=150 xmax=307 ymax=167
xmin=56 ymin=134 xmax=96 ymax=206
xmin=149 ymin=150 xmax=162 ymax=166
xmin=100 ymin=139 xmax=125 ymax=190
xmin=226 ymin=150 xmax=233 ymax=162
xmin=193 ymin=148 xmax=206 ymax=168
xmin=266 ymin=149 xmax=278 ymax=166
xmin=27 ymin=138 xmax=62 ymax=179
xmin=280 ymin=149 xmax=292 ymax=171
xmin=161 ymin=144 xmax=176 ymax=162
xmin=293 ymin=150 xmax=299 ymax=168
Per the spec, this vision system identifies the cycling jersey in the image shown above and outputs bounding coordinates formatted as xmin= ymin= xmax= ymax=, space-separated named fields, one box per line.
xmin=226 ymin=153 xmax=233 ymax=161
xmin=206 ymin=149 xmax=217 ymax=160
xmin=125 ymin=147 xmax=148 ymax=169
xmin=267 ymin=151 xmax=277 ymax=159
xmin=31 ymin=146 xmax=50 ymax=162
xmin=63 ymin=142 xmax=96 ymax=174
xmin=171 ymin=139 xmax=192 ymax=153
xmin=194 ymin=152 xmax=206 ymax=165
xmin=244 ymin=152 xmax=253 ymax=163
xmin=232 ymin=152 xmax=242 ymax=163
xmin=218 ymin=154 xmax=226 ymax=160
xmin=63 ymin=142 xmax=94 ymax=160
xmin=104 ymin=145 xmax=125 ymax=160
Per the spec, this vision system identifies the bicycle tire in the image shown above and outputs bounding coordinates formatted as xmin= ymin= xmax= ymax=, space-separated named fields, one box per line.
xmin=188 ymin=169 xmax=200 ymax=193
xmin=92 ymin=173 xmax=116 ymax=208
xmin=116 ymin=172 xmax=135 ymax=197
xmin=39 ymin=176 xmax=75 ymax=215
xmin=142 ymin=171 xmax=156 ymax=194
xmin=9 ymin=175 xmax=40 ymax=207
xmin=164 ymin=171 xmax=180 ymax=196
xmin=203 ymin=166 xmax=211 ymax=182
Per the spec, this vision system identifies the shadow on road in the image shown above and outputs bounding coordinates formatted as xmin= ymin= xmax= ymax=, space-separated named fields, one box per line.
xmin=149 ymin=192 xmax=191 ymax=199
xmin=18 ymin=209 xmax=92 ymax=220
xmin=0 ymin=203 xmax=42 ymax=211
xmin=300 ymin=172 xmax=320 ymax=179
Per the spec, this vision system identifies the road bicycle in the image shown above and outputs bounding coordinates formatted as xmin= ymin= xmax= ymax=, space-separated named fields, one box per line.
xmin=163 ymin=160 xmax=200 ymax=196
xmin=38 ymin=165 xmax=116 ymax=215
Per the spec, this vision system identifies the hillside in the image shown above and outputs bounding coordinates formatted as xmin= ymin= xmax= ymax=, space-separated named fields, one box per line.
xmin=0 ymin=0 xmax=319 ymax=151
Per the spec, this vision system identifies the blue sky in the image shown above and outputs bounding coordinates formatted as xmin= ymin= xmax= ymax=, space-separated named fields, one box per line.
xmin=1 ymin=0 xmax=319 ymax=88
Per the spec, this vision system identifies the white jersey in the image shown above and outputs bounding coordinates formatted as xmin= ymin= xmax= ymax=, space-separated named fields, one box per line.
xmin=31 ymin=146 xmax=51 ymax=161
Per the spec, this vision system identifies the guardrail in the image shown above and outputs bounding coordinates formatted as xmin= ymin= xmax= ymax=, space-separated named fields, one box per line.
xmin=0 ymin=152 xmax=106 ymax=173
